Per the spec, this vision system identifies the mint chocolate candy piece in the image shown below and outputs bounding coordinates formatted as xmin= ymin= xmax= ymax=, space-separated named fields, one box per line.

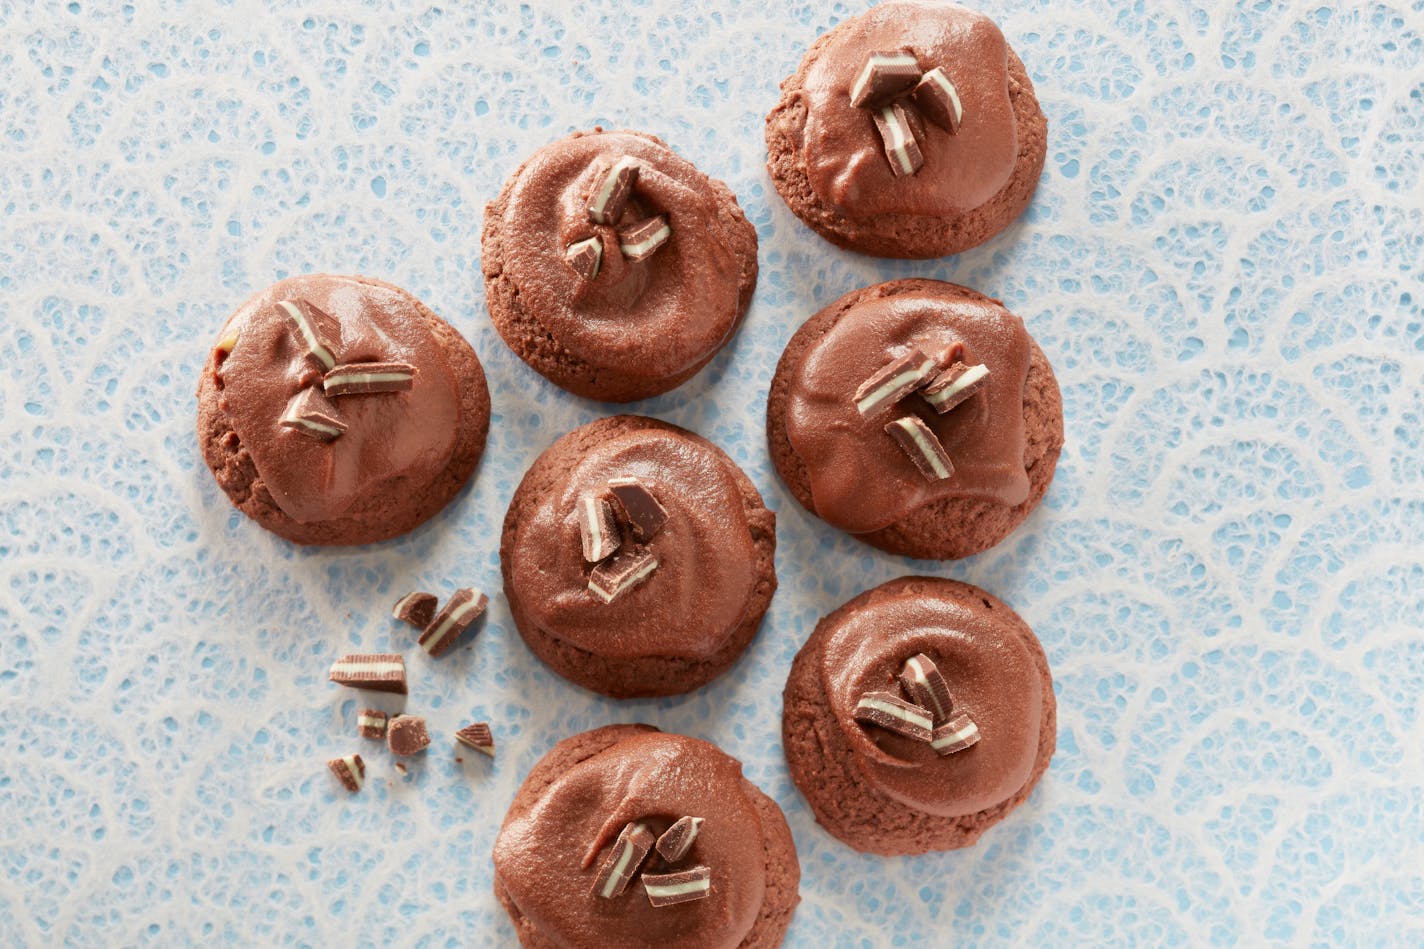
xmin=588 ymin=547 xmax=658 ymax=604
xmin=455 ymin=722 xmax=496 ymax=758
xmin=591 ymin=821 xmax=655 ymax=899
xmin=885 ymin=415 xmax=954 ymax=481
xmin=357 ymin=709 xmax=389 ymax=740
xmin=327 ymin=754 xmax=366 ymax=792
xmin=654 ymin=816 xmax=704 ymax=863
xmin=392 ymin=591 xmax=438 ymax=629
xmin=565 ymin=237 xmax=603 ymax=281
xmin=853 ymin=690 xmax=934 ymax=742
xmin=279 ymin=386 xmax=347 ymax=442
xmin=277 ymin=298 xmax=341 ymax=371
xmin=642 ymin=866 xmax=712 ymax=907
xmin=922 ymin=361 xmax=989 ymax=413
xmin=911 ymin=67 xmax=964 ymax=134
xmin=618 ymin=215 xmax=671 ymax=262
xmin=873 ymin=101 xmax=924 ymax=178
xmin=387 ymin=714 xmax=431 ymax=756
xmin=606 ymin=477 xmax=668 ymax=541
xmin=931 ymin=712 xmax=981 ymax=756
xmin=849 ymin=49 xmax=921 ymax=108
xmin=418 ymin=588 xmax=489 ymax=658
xmin=898 ymin=653 xmax=954 ymax=723
xmin=329 ymin=654 xmax=408 ymax=695
xmin=854 ymin=347 xmax=939 ymax=418
xmin=323 ymin=361 xmax=415 ymax=396
xmin=587 ymin=155 xmax=640 ymax=226
xmin=578 ymin=492 xmax=621 ymax=563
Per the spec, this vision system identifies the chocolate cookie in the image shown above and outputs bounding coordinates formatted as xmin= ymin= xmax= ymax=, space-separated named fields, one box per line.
xmin=482 ymin=129 xmax=758 ymax=402
xmin=765 ymin=1 xmax=1047 ymax=258
xmin=783 ymin=576 xmax=1055 ymax=855
xmin=766 ymin=278 xmax=1062 ymax=560
xmin=493 ymin=724 xmax=800 ymax=948
xmin=501 ymin=416 xmax=776 ymax=698
xmin=196 ymin=274 xmax=490 ymax=546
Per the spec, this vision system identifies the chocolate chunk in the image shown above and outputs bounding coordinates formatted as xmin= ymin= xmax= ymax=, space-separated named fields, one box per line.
xmin=279 ymin=386 xmax=348 ymax=442
xmin=911 ymin=67 xmax=964 ymax=134
xmin=853 ymin=347 xmax=939 ymax=418
xmin=392 ymin=591 xmax=438 ymax=629
xmin=885 ymin=415 xmax=954 ymax=481
xmin=587 ymin=155 xmax=640 ymax=226
xmin=418 ymin=588 xmax=489 ymax=658
xmin=276 ymin=299 xmax=340 ymax=371
xmin=455 ymin=722 xmax=496 ymax=758
xmin=323 ymin=361 xmax=416 ymax=396
xmin=578 ymin=492 xmax=621 ymax=563
xmin=873 ymin=101 xmax=924 ymax=178
xmin=898 ymin=654 xmax=953 ymax=723
xmin=618 ymin=215 xmax=671 ymax=262
xmin=591 ymin=821 xmax=655 ymax=899
xmin=387 ymin=714 xmax=431 ymax=756
xmin=642 ymin=866 xmax=712 ymax=907
xmin=565 ymin=236 xmax=603 ymax=281
xmin=922 ymin=362 xmax=989 ymax=413
xmin=357 ymin=708 xmax=389 ymax=740
xmin=588 ymin=547 xmax=658 ymax=604
xmin=849 ymin=49 xmax=922 ymax=108
xmin=655 ymin=816 xmax=704 ymax=863
xmin=327 ymin=754 xmax=365 ymax=792
xmin=853 ymin=690 xmax=934 ymax=742
xmin=930 ymin=712 xmax=981 ymax=756
xmin=606 ymin=477 xmax=669 ymax=541
xmin=328 ymin=654 xmax=408 ymax=695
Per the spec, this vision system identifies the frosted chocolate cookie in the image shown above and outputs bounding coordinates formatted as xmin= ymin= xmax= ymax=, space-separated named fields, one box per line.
xmin=493 ymin=724 xmax=799 ymax=947
xmin=196 ymin=274 xmax=490 ymax=546
xmin=482 ymin=129 xmax=758 ymax=401
xmin=766 ymin=278 xmax=1062 ymax=560
xmin=765 ymin=1 xmax=1046 ymax=258
xmin=782 ymin=576 xmax=1055 ymax=854
xmin=500 ymin=416 xmax=776 ymax=698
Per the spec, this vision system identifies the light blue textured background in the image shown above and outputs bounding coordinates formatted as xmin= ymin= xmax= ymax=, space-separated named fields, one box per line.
xmin=1 ymin=0 xmax=1421 ymax=945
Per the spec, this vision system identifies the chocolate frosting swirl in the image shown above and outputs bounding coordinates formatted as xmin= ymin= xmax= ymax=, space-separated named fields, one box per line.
xmin=799 ymin=0 xmax=1018 ymax=215
xmin=500 ymin=130 xmax=747 ymax=384
xmin=819 ymin=584 xmax=1042 ymax=817
xmin=494 ymin=729 xmax=766 ymax=949
xmin=507 ymin=425 xmax=758 ymax=660
xmin=215 ymin=275 xmax=461 ymax=524
xmin=783 ymin=283 xmax=1031 ymax=534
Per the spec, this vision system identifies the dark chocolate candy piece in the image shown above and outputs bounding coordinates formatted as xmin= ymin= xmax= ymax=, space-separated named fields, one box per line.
xmin=853 ymin=690 xmax=934 ymax=742
xmin=357 ymin=709 xmax=389 ymax=740
xmin=911 ymin=66 xmax=964 ymax=133
xmin=328 ymin=654 xmax=408 ymax=695
xmin=588 ymin=547 xmax=658 ymax=604
xmin=606 ymin=477 xmax=669 ymax=541
xmin=618 ymin=215 xmax=671 ymax=262
xmin=654 ymin=816 xmax=704 ymax=863
xmin=327 ymin=754 xmax=365 ymax=792
xmin=898 ymin=653 xmax=954 ymax=723
xmin=642 ymin=866 xmax=712 ymax=907
xmin=922 ymin=361 xmax=989 ymax=413
xmin=873 ymin=101 xmax=924 ymax=178
xmin=849 ymin=49 xmax=921 ymax=108
xmin=577 ymin=492 xmax=621 ymax=563
xmin=591 ymin=821 xmax=655 ymax=900
xmin=455 ymin=722 xmax=495 ymax=758
xmin=854 ymin=346 xmax=939 ymax=418
xmin=565 ymin=237 xmax=603 ymax=281
xmin=587 ymin=155 xmax=640 ymax=226
xmin=418 ymin=588 xmax=489 ymax=658
xmin=387 ymin=714 xmax=431 ymax=756
xmin=930 ymin=712 xmax=980 ymax=756
xmin=277 ymin=298 xmax=341 ymax=371
xmin=885 ymin=415 xmax=954 ymax=481
xmin=392 ymin=591 xmax=438 ymax=629
xmin=323 ymin=361 xmax=416 ymax=396
xmin=279 ymin=386 xmax=348 ymax=442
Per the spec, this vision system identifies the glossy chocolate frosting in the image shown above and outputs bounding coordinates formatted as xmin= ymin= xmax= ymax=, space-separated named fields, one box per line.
xmin=799 ymin=0 xmax=1018 ymax=215
xmin=500 ymin=130 xmax=746 ymax=384
xmin=783 ymin=283 xmax=1030 ymax=534
xmin=819 ymin=582 xmax=1042 ymax=817
xmin=495 ymin=730 xmax=766 ymax=949
xmin=507 ymin=426 xmax=758 ymax=660
xmin=215 ymin=275 xmax=460 ymax=524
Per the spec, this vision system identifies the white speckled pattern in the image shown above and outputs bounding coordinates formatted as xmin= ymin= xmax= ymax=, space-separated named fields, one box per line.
xmin=1 ymin=1 xmax=1421 ymax=946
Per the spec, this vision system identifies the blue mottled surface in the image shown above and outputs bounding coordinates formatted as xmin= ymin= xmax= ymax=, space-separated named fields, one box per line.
xmin=2 ymin=1 xmax=1422 ymax=946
